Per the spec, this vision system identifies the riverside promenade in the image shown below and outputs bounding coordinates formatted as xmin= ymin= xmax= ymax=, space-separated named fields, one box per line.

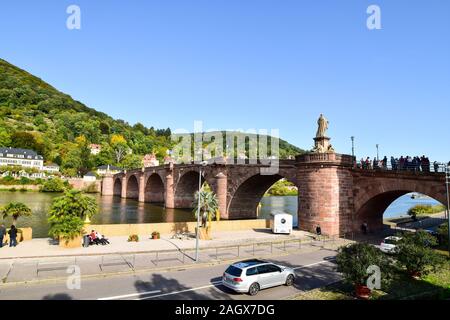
xmin=0 ymin=229 xmax=348 ymax=285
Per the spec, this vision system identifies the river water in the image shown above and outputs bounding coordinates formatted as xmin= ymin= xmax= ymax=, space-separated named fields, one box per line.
xmin=0 ymin=192 xmax=441 ymax=238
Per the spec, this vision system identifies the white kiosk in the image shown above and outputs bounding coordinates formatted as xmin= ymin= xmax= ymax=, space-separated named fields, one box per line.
xmin=270 ymin=212 xmax=293 ymax=234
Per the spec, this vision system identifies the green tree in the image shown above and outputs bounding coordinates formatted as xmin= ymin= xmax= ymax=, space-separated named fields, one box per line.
xmin=1 ymin=202 xmax=32 ymax=225
xmin=395 ymin=230 xmax=445 ymax=277
xmin=110 ymin=134 xmax=128 ymax=164
xmin=121 ymin=154 xmax=143 ymax=170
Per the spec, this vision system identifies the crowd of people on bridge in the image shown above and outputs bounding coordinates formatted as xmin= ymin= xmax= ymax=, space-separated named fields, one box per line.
xmin=357 ymin=155 xmax=447 ymax=173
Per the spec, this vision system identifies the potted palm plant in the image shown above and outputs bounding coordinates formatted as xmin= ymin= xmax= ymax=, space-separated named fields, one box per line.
xmin=193 ymin=187 xmax=219 ymax=240
xmin=47 ymin=189 xmax=98 ymax=248
xmin=1 ymin=202 xmax=32 ymax=226
xmin=1 ymin=202 xmax=32 ymax=243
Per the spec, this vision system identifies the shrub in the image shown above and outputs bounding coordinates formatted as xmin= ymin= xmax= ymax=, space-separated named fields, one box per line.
xmin=19 ymin=176 xmax=31 ymax=185
xmin=395 ymin=230 xmax=446 ymax=277
xmin=336 ymin=243 xmax=392 ymax=288
xmin=40 ymin=177 xmax=66 ymax=192
xmin=83 ymin=182 xmax=99 ymax=193
xmin=151 ymin=231 xmax=160 ymax=239
xmin=128 ymin=234 xmax=139 ymax=242
xmin=408 ymin=204 xmax=446 ymax=220
xmin=9 ymin=187 xmax=17 ymax=192
xmin=437 ymin=224 xmax=448 ymax=248
xmin=2 ymin=175 xmax=14 ymax=182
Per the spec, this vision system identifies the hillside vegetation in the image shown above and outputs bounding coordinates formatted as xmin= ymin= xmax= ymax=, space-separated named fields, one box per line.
xmin=0 ymin=59 xmax=303 ymax=176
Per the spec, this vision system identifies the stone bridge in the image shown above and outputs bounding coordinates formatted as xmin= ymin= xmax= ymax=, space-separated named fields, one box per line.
xmin=101 ymin=153 xmax=447 ymax=236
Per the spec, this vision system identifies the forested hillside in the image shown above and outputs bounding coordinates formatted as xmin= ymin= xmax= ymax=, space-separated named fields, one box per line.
xmin=0 ymin=59 xmax=304 ymax=176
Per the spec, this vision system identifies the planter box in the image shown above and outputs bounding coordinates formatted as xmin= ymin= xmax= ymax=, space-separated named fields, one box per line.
xmin=59 ymin=235 xmax=82 ymax=248
xmin=197 ymin=227 xmax=211 ymax=240
xmin=4 ymin=227 xmax=32 ymax=243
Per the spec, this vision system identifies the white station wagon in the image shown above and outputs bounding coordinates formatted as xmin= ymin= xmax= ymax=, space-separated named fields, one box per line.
xmin=379 ymin=236 xmax=402 ymax=253
xmin=222 ymin=259 xmax=295 ymax=296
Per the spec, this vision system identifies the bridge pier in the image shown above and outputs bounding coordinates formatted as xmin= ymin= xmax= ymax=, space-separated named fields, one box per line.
xmin=138 ymin=174 xmax=145 ymax=202
xmin=297 ymin=153 xmax=354 ymax=236
xmin=165 ymin=173 xmax=175 ymax=208
xmin=215 ymin=172 xmax=228 ymax=219
xmin=121 ymin=176 xmax=127 ymax=198
xmin=101 ymin=174 xmax=114 ymax=196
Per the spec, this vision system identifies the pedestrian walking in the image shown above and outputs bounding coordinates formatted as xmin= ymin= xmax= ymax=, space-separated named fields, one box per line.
xmin=8 ymin=225 xmax=18 ymax=247
xmin=0 ymin=224 xmax=6 ymax=248
xmin=361 ymin=222 xmax=368 ymax=235
xmin=316 ymin=225 xmax=322 ymax=236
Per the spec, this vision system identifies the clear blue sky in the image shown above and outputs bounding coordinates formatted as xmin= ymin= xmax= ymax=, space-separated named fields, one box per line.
xmin=1 ymin=0 xmax=449 ymax=161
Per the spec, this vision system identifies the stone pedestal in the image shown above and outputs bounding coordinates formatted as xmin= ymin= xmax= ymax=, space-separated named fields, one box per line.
xmin=313 ymin=136 xmax=334 ymax=153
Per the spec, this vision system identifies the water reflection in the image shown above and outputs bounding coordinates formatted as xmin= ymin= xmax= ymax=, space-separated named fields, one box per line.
xmin=0 ymin=191 xmax=299 ymax=238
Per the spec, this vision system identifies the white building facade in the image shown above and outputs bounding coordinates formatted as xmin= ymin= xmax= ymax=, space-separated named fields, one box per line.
xmin=0 ymin=147 xmax=44 ymax=170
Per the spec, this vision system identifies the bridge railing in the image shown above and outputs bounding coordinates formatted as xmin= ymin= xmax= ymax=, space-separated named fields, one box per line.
xmin=351 ymin=161 xmax=448 ymax=173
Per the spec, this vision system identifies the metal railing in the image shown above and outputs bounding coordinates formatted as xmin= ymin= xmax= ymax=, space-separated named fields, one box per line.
xmin=12 ymin=235 xmax=348 ymax=281
xmin=352 ymin=161 xmax=448 ymax=173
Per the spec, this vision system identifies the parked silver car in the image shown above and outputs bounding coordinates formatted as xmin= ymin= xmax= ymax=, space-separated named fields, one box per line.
xmin=378 ymin=236 xmax=402 ymax=253
xmin=222 ymin=259 xmax=295 ymax=296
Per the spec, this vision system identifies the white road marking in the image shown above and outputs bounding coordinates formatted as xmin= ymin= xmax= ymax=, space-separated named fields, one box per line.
xmin=134 ymin=281 xmax=223 ymax=300
xmin=293 ymin=260 xmax=335 ymax=270
xmin=99 ymin=259 xmax=335 ymax=300
xmin=98 ymin=290 xmax=161 ymax=300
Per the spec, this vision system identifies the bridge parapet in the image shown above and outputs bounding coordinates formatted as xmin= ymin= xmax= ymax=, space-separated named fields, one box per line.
xmin=296 ymin=152 xmax=355 ymax=167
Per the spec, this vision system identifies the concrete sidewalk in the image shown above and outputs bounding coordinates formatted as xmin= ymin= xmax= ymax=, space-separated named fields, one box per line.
xmin=0 ymin=229 xmax=311 ymax=260
xmin=0 ymin=229 xmax=347 ymax=285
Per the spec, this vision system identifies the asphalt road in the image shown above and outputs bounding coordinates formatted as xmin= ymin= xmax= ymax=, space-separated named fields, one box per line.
xmin=0 ymin=249 xmax=340 ymax=300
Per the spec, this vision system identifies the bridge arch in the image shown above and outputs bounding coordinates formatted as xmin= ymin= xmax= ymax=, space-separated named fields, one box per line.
xmin=126 ymin=175 xmax=140 ymax=199
xmin=144 ymin=173 xmax=165 ymax=203
xmin=113 ymin=177 xmax=122 ymax=196
xmin=174 ymin=169 xmax=208 ymax=208
xmin=227 ymin=173 xmax=299 ymax=220
xmin=353 ymin=176 xmax=447 ymax=232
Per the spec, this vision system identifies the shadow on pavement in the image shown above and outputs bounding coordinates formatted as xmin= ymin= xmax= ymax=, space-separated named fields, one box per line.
xmin=134 ymin=274 xmax=231 ymax=300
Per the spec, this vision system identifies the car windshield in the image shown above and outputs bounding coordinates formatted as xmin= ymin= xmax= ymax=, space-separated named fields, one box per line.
xmin=225 ymin=265 xmax=242 ymax=277
xmin=384 ymin=238 xmax=398 ymax=245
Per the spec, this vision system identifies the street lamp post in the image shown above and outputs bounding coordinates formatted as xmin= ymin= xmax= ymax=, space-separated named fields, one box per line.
xmin=376 ymin=144 xmax=379 ymax=161
xmin=195 ymin=161 xmax=208 ymax=262
xmin=445 ymin=164 xmax=450 ymax=255
xmin=351 ymin=136 xmax=355 ymax=166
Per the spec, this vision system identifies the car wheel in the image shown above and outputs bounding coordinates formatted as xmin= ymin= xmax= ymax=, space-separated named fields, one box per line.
xmin=285 ymin=274 xmax=294 ymax=286
xmin=248 ymin=282 xmax=260 ymax=296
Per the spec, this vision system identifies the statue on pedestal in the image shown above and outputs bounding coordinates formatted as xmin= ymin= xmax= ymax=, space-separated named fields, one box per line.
xmin=316 ymin=114 xmax=329 ymax=138
xmin=312 ymin=114 xmax=334 ymax=153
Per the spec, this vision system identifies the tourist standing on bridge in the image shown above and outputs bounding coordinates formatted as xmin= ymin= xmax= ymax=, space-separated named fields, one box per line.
xmin=434 ymin=161 xmax=440 ymax=173
xmin=391 ymin=156 xmax=397 ymax=170
xmin=382 ymin=156 xmax=388 ymax=170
